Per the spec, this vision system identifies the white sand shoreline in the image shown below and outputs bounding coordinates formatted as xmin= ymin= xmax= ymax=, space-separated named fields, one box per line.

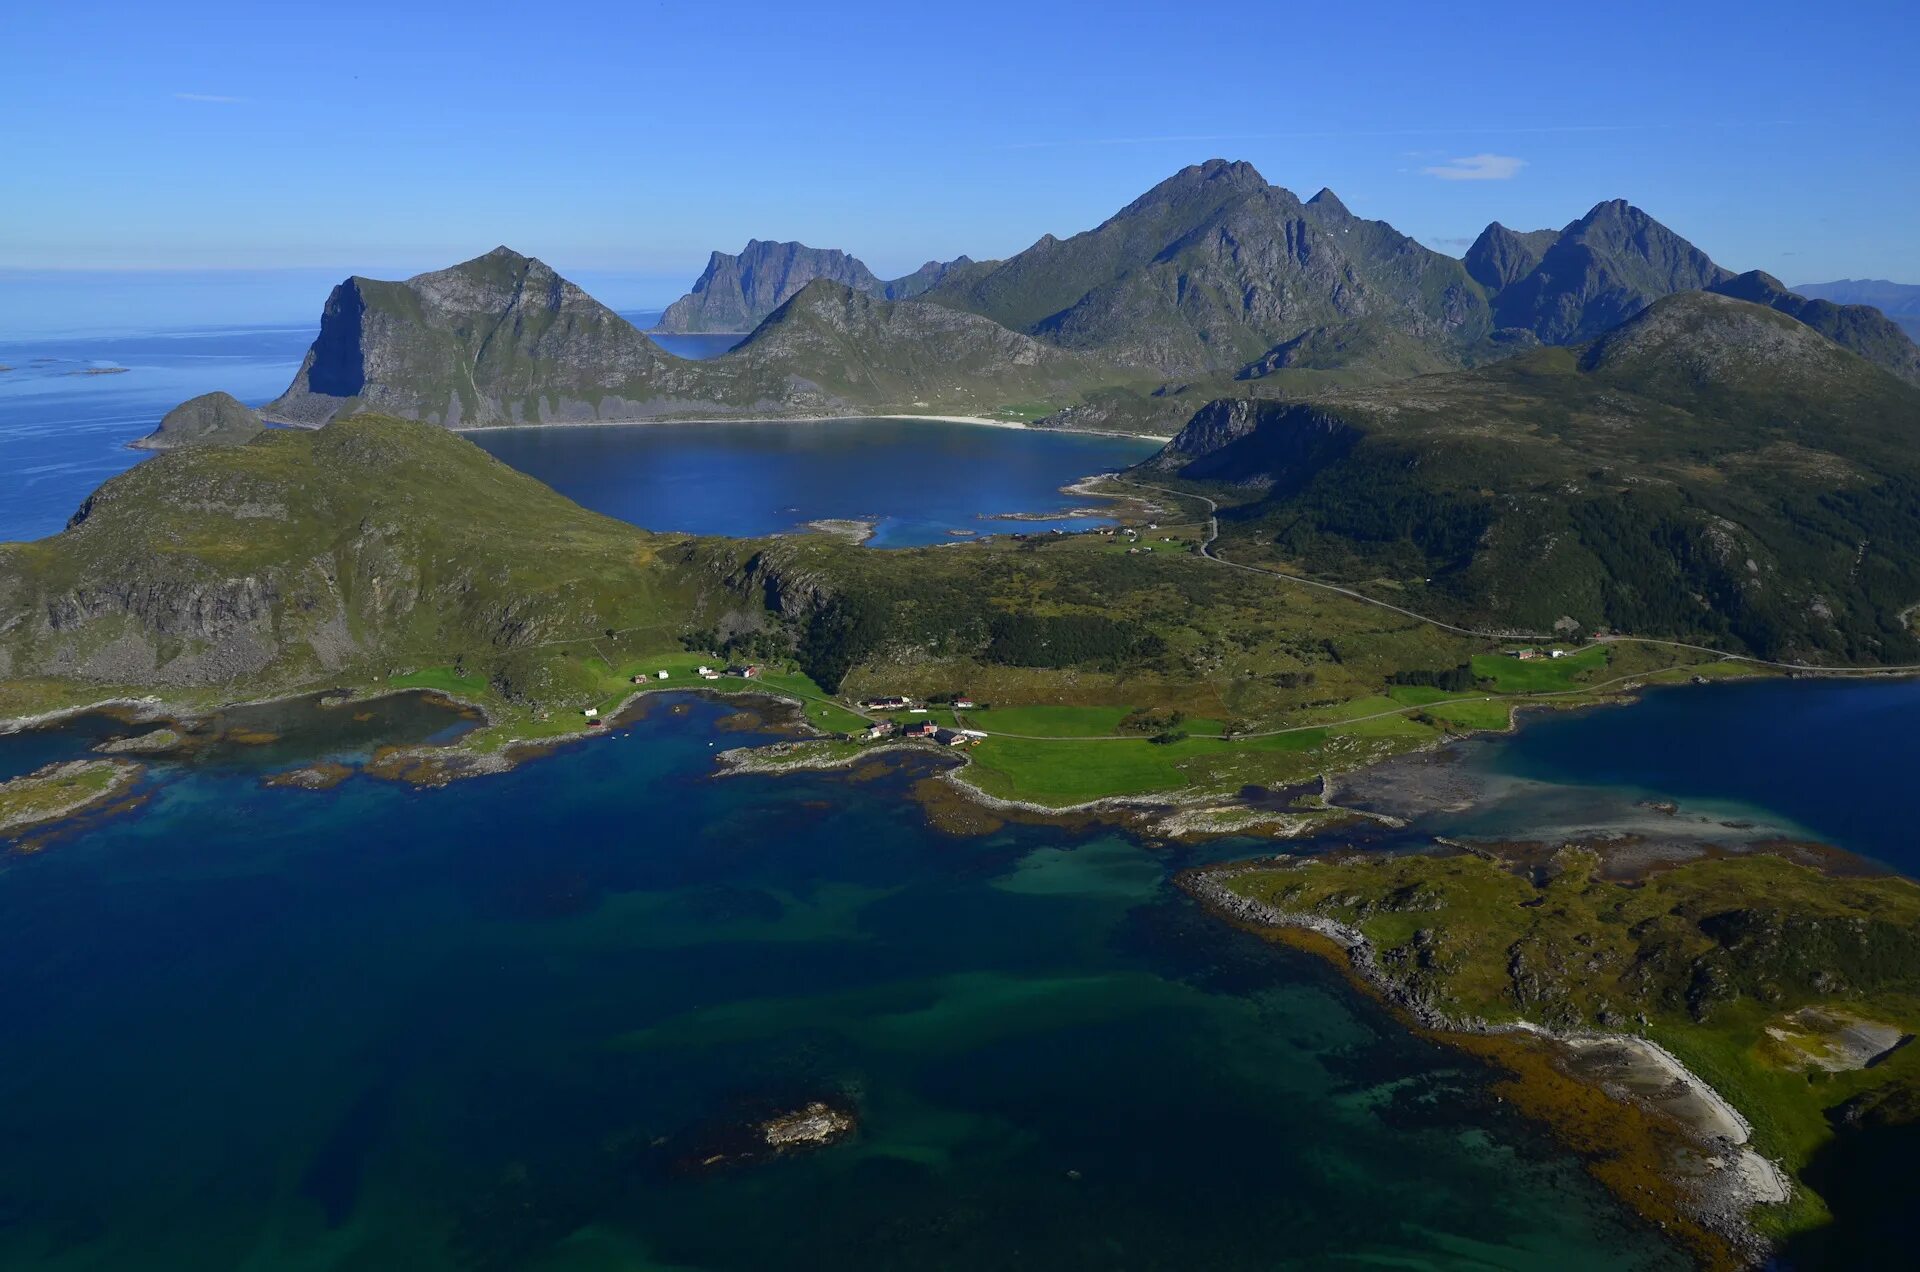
xmin=442 ymin=413 xmax=1172 ymax=442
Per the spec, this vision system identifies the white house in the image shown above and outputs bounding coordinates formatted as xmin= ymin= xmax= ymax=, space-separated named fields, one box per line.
xmin=656 ymin=670 xmax=670 ymax=680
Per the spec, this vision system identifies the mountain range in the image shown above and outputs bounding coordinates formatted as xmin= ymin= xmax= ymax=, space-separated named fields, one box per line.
xmin=653 ymin=240 xmax=974 ymax=333
xmin=257 ymin=160 xmax=1920 ymax=443
xmin=655 ymin=160 xmax=1920 ymax=388
xmin=1794 ymin=278 xmax=1920 ymax=317
xmin=264 ymin=248 xmax=1106 ymax=428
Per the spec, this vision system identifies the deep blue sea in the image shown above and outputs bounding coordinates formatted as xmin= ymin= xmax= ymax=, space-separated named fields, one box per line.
xmin=0 ymin=695 xmax=1686 ymax=1271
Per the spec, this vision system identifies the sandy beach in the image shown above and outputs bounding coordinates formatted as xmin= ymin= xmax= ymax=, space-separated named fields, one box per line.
xmin=443 ymin=412 xmax=1173 ymax=442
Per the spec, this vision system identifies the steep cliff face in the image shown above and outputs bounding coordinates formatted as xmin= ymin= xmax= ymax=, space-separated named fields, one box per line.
xmin=129 ymin=391 xmax=265 ymax=450
xmin=260 ymin=251 xmax=1101 ymax=429
xmin=1147 ymin=400 xmax=1363 ymax=488
xmin=1462 ymin=223 xmax=1561 ymax=293
xmin=656 ymin=240 xmax=884 ymax=333
xmin=266 ymin=248 xmax=687 ymax=426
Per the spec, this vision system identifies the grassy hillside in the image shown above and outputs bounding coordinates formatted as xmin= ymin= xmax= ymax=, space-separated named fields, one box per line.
xmin=1152 ymin=293 xmax=1920 ymax=663
xmin=0 ymin=415 xmax=747 ymax=699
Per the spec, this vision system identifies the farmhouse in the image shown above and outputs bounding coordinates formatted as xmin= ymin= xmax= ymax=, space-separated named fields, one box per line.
xmin=863 ymin=696 xmax=910 ymax=711
xmin=903 ymin=721 xmax=939 ymax=739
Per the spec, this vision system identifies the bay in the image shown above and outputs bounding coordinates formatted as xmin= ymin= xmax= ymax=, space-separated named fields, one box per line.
xmin=1422 ymin=676 xmax=1920 ymax=871
xmin=0 ymin=695 xmax=1680 ymax=1270
xmin=469 ymin=419 xmax=1161 ymax=546
xmin=0 ymin=319 xmax=1156 ymax=549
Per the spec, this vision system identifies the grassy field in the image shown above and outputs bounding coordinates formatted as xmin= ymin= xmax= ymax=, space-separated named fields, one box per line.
xmin=963 ymin=727 xmax=1326 ymax=804
xmin=1469 ymin=644 xmax=1610 ymax=692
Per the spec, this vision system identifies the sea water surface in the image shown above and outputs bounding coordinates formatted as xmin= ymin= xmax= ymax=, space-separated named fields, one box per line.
xmin=0 ymin=319 xmax=1153 ymax=547
xmin=0 ymin=695 xmax=1683 ymax=1271
xmin=1424 ymin=676 xmax=1920 ymax=870
xmin=470 ymin=419 xmax=1160 ymax=546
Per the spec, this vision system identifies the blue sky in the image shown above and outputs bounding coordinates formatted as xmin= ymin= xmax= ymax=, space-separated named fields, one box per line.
xmin=3 ymin=0 xmax=1917 ymax=331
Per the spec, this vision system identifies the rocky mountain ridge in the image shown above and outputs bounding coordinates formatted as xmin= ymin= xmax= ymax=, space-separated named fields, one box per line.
xmin=655 ymin=239 xmax=976 ymax=333
xmin=263 ymin=249 xmax=1105 ymax=428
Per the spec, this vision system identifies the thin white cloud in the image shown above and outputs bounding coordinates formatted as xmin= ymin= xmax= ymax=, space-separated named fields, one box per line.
xmin=174 ymin=92 xmax=244 ymax=104
xmin=1423 ymin=153 xmax=1526 ymax=181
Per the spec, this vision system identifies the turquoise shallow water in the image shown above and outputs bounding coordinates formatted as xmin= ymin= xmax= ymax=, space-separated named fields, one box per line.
xmin=0 ymin=696 xmax=1682 ymax=1270
xmin=1430 ymin=675 xmax=1920 ymax=870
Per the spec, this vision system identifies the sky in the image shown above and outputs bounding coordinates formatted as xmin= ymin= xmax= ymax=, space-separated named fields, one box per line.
xmin=3 ymin=0 xmax=1917 ymax=333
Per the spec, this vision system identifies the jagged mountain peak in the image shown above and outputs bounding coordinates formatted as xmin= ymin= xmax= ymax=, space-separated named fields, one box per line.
xmin=1306 ymin=187 xmax=1350 ymax=216
xmin=1111 ymin=158 xmax=1269 ymax=218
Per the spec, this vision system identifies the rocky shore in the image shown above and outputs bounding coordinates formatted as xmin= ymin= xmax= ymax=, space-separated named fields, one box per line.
xmin=1185 ymin=864 xmax=1784 ymax=1266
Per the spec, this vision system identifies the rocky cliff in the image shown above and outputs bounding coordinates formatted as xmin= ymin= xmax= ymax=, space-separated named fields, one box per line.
xmin=259 ymin=250 xmax=1109 ymax=429
xmin=1477 ymin=199 xmax=1734 ymax=344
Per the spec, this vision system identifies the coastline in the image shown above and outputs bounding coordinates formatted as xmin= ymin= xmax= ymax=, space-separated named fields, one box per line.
xmin=434 ymin=412 xmax=1175 ymax=442
xmin=1183 ymin=865 xmax=1785 ymax=1269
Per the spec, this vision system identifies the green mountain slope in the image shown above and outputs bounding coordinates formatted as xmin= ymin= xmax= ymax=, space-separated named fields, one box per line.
xmin=1708 ymin=271 xmax=1920 ymax=384
xmin=0 ymin=416 xmax=735 ymax=693
xmin=1149 ymin=292 xmax=1920 ymax=662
